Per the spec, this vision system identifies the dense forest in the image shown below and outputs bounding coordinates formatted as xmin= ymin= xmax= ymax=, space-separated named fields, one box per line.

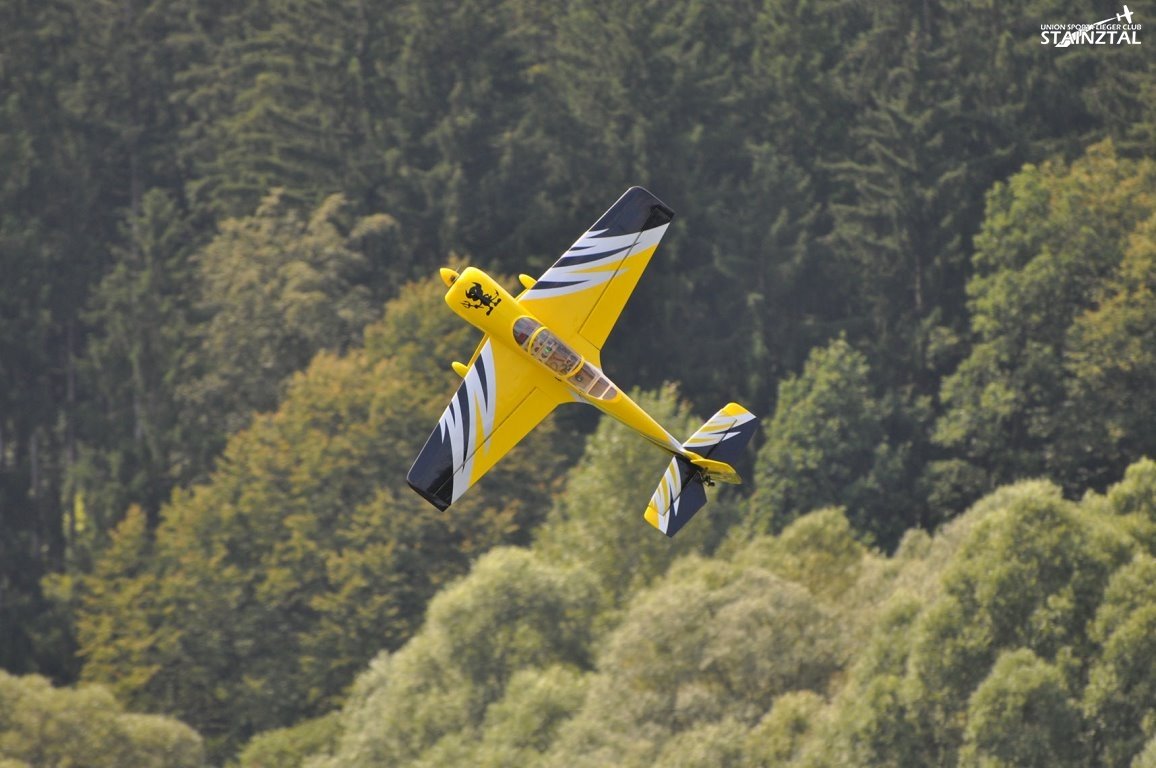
xmin=2 ymin=0 xmax=1156 ymax=765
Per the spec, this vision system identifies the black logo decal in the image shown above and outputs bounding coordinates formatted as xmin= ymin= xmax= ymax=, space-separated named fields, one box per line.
xmin=462 ymin=282 xmax=502 ymax=316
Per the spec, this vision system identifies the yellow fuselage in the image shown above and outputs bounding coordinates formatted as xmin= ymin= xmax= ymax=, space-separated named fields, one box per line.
xmin=444 ymin=267 xmax=684 ymax=455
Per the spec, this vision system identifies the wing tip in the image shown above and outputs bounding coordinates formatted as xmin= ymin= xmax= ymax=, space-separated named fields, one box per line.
xmin=406 ymin=469 xmax=453 ymax=511
xmin=596 ymin=187 xmax=675 ymax=236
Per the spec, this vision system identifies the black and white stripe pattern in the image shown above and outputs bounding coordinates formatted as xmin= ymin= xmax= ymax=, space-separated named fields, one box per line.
xmin=648 ymin=455 xmax=706 ymax=537
xmin=436 ymin=341 xmax=497 ymax=504
xmin=683 ymin=409 xmax=757 ymax=461
xmin=523 ymin=223 xmax=669 ymax=301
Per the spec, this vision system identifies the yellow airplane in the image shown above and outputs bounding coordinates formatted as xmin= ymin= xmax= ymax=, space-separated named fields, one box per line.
xmin=407 ymin=187 xmax=757 ymax=536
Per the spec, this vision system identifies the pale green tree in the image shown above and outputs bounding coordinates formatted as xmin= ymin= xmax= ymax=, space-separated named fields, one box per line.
xmin=1133 ymin=737 xmax=1156 ymax=768
xmin=903 ymin=481 xmax=1133 ymax=765
xmin=543 ymin=556 xmax=842 ymax=768
xmin=740 ymin=690 xmax=826 ymax=768
xmin=237 ymin=714 xmax=340 ymax=768
xmin=732 ymin=507 xmax=867 ymax=602
xmin=959 ymin=649 xmax=1085 ymax=768
xmin=1084 ymin=555 xmax=1156 ymax=765
xmin=310 ymin=547 xmax=599 ymax=768
xmin=0 ymin=672 xmax=203 ymax=768
xmin=474 ymin=666 xmax=588 ymax=768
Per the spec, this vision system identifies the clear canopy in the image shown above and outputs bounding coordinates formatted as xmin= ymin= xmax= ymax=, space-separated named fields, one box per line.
xmin=512 ymin=317 xmax=617 ymax=400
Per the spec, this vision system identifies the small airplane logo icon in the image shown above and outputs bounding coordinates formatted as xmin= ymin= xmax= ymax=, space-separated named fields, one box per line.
xmin=1055 ymin=5 xmax=1135 ymax=47
xmin=1086 ymin=3 xmax=1133 ymax=27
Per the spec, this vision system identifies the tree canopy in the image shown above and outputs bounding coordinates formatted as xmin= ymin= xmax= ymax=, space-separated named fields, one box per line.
xmin=2 ymin=0 xmax=1155 ymax=765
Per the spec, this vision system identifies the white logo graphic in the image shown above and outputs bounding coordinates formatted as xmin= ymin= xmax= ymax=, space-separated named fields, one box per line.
xmin=1040 ymin=5 xmax=1141 ymax=46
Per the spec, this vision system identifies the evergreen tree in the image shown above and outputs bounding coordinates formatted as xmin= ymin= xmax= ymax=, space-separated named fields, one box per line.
xmin=174 ymin=0 xmax=397 ymax=218
xmin=0 ymin=0 xmax=90 ymax=680
xmin=75 ymin=190 xmax=196 ymax=539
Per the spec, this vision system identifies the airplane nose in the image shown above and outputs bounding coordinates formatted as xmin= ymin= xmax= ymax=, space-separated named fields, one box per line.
xmin=440 ymin=268 xmax=459 ymax=287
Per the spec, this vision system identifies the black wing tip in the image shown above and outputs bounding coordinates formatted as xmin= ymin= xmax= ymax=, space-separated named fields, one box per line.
xmin=596 ymin=187 xmax=675 ymax=236
xmin=407 ymin=474 xmax=453 ymax=511
xmin=406 ymin=439 xmax=456 ymax=511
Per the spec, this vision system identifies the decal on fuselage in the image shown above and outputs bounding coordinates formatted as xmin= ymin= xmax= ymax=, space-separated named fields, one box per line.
xmin=462 ymin=282 xmax=502 ymax=315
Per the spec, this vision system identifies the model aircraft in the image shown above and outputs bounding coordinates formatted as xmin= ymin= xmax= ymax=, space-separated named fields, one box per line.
xmin=406 ymin=187 xmax=758 ymax=536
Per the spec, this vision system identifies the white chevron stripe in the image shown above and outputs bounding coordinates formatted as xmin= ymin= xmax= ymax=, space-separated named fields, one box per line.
xmin=437 ymin=342 xmax=497 ymax=503
xmin=649 ymin=458 xmax=691 ymax=534
xmin=683 ymin=411 xmax=756 ymax=449
xmin=524 ymin=224 xmax=669 ymax=301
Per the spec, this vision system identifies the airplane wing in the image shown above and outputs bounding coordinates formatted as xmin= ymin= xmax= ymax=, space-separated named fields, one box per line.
xmin=519 ymin=187 xmax=674 ymax=364
xmin=407 ymin=338 xmax=570 ymax=510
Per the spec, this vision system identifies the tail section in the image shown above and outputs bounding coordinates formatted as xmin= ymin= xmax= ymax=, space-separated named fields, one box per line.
xmin=644 ymin=403 xmax=758 ymax=537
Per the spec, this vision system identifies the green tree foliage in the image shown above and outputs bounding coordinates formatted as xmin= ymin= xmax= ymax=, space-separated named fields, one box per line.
xmin=236 ymin=713 xmax=340 ymax=768
xmin=902 ymin=482 xmax=1133 ymax=764
xmin=1135 ymin=738 xmax=1156 ymax=768
xmin=63 ymin=0 xmax=187 ymax=209
xmin=77 ymin=277 xmax=575 ymax=761
xmin=75 ymin=190 xmax=196 ymax=538
xmin=801 ymin=476 xmax=1145 ymax=768
xmin=829 ymin=0 xmax=976 ymax=388
xmin=935 ymin=142 xmax=1156 ymax=499
xmin=959 ymin=649 xmax=1085 ymax=768
xmin=1064 ymin=211 xmax=1156 ymax=488
xmin=5 ymin=0 xmax=1156 ymax=762
xmin=0 ymin=0 xmax=91 ymax=679
xmin=173 ymin=0 xmax=397 ymax=218
xmin=73 ymin=506 xmax=166 ymax=705
xmin=1083 ymin=555 xmax=1156 ymax=765
xmin=0 ymin=671 xmax=204 ymax=768
xmin=749 ymin=337 xmax=919 ymax=545
xmin=381 ymin=0 xmax=540 ymax=264
xmin=464 ymin=666 xmax=590 ymax=768
xmin=825 ymin=0 xmax=1149 ymax=393
xmin=541 ymin=556 xmax=842 ymax=768
xmin=179 ymin=189 xmax=390 ymax=445
xmin=731 ymin=506 xmax=868 ymax=604
xmin=740 ymin=690 xmax=826 ymax=768
xmin=292 ymin=460 xmax=1156 ymax=768
xmin=525 ymin=0 xmax=832 ymax=409
xmin=309 ymin=547 xmax=598 ymax=768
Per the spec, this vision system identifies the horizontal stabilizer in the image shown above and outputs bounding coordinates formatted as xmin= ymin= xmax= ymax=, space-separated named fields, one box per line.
xmin=683 ymin=402 xmax=758 ymax=469
xmin=644 ymin=454 xmax=708 ymax=537
xmin=644 ymin=403 xmax=758 ymax=537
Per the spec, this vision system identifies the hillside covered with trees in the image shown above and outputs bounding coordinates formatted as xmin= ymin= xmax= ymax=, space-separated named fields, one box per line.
xmin=2 ymin=0 xmax=1156 ymax=765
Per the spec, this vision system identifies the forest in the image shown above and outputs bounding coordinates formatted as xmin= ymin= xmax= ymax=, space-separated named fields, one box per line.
xmin=2 ymin=0 xmax=1155 ymax=765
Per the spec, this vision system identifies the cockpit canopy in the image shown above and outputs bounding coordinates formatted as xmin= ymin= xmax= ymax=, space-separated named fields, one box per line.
xmin=512 ymin=317 xmax=617 ymax=400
